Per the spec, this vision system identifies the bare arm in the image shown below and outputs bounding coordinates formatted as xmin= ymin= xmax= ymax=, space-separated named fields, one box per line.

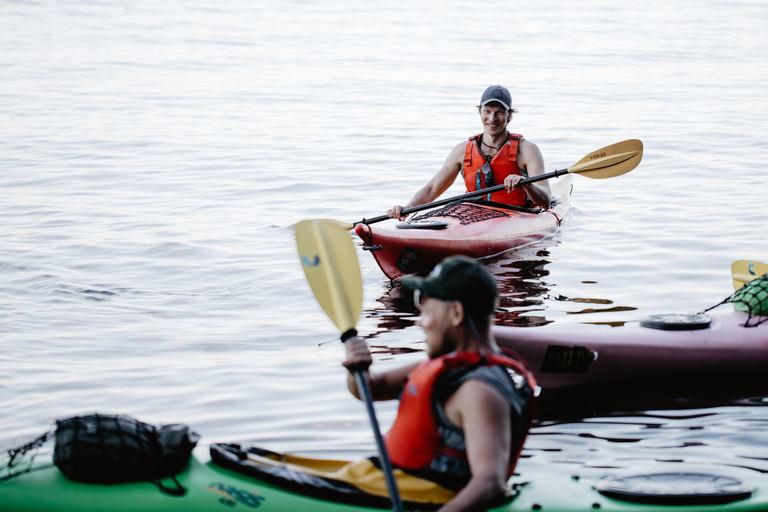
xmin=342 ymin=336 xmax=421 ymax=401
xmin=387 ymin=141 xmax=466 ymax=220
xmin=439 ymin=380 xmax=512 ymax=512
xmin=503 ymin=139 xmax=551 ymax=208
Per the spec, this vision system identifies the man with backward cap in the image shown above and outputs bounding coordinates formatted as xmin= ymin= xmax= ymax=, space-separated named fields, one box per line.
xmin=343 ymin=256 xmax=536 ymax=511
xmin=387 ymin=85 xmax=552 ymax=220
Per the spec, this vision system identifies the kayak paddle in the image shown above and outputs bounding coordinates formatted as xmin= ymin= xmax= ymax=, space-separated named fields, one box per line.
xmin=355 ymin=138 xmax=643 ymax=226
xmin=295 ymin=218 xmax=405 ymax=512
xmin=731 ymin=260 xmax=768 ymax=290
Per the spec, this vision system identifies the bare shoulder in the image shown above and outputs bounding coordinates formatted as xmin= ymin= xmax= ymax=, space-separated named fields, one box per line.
xmin=434 ymin=139 xmax=470 ymax=176
xmin=517 ymin=137 xmax=546 ymax=176
xmin=518 ymin=138 xmax=542 ymax=158
xmin=449 ymin=378 xmax=511 ymax=418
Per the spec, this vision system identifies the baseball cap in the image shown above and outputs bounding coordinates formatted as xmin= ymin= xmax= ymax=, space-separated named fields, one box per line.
xmin=401 ymin=256 xmax=498 ymax=318
xmin=480 ymin=85 xmax=512 ymax=110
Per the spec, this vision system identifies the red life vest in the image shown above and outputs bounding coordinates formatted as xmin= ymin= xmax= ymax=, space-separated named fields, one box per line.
xmin=463 ymin=133 xmax=527 ymax=205
xmin=384 ymin=350 xmax=536 ymax=486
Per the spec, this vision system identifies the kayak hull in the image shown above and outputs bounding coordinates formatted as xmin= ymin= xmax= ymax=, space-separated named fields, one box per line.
xmin=493 ymin=310 xmax=768 ymax=412
xmin=3 ymin=451 xmax=768 ymax=512
xmin=0 ymin=457 xmax=366 ymax=512
xmin=355 ymin=176 xmax=572 ymax=280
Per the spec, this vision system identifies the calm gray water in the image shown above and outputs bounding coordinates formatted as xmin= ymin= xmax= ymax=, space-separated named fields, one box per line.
xmin=2 ymin=0 xmax=767 ymax=487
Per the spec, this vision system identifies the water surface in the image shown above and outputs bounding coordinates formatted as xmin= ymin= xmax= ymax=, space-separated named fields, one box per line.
xmin=2 ymin=0 xmax=767 ymax=488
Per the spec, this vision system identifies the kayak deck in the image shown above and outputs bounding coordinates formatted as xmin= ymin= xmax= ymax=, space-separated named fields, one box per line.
xmin=4 ymin=450 xmax=768 ymax=511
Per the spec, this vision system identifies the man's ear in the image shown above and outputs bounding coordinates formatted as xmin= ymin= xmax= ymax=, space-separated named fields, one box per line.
xmin=448 ymin=301 xmax=465 ymax=327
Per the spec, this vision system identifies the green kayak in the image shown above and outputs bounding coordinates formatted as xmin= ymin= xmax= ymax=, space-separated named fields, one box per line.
xmin=2 ymin=442 xmax=768 ymax=511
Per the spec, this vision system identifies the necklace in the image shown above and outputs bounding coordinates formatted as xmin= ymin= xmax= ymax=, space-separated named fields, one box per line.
xmin=482 ymin=139 xmax=501 ymax=151
xmin=480 ymin=134 xmax=506 ymax=152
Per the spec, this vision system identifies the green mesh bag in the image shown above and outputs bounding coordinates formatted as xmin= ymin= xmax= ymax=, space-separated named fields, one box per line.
xmin=704 ymin=274 xmax=768 ymax=327
xmin=732 ymin=275 xmax=768 ymax=313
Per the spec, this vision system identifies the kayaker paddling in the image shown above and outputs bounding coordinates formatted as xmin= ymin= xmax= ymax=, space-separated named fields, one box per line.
xmin=343 ymin=256 xmax=535 ymax=512
xmin=387 ymin=85 xmax=552 ymax=220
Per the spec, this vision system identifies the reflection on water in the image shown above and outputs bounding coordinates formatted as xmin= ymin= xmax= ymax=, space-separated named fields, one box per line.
xmin=369 ymin=283 xmax=416 ymax=332
xmin=489 ymin=254 xmax=555 ymax=327
xmin=365 ymin=242 xmax=644 ymax=333
xmin=522 ymin=406 xmax=768 ymax=480
xmin=365 ymin=247 xmax=562 ymax=333
xmin=536 ymin=375 xmax=768 ymax=421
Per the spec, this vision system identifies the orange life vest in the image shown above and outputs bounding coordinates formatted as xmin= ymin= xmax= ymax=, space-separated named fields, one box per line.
xmin=384 ymin=350 xmax=536 ymax=488
xmin=463 ymin=133 xmax=527 ymax=205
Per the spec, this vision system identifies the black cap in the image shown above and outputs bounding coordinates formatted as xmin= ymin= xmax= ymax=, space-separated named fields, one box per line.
xmin=401 ymin=256 xmax=498 ymax=318
xmin=480 ymin=85 xmax=512 ymax=110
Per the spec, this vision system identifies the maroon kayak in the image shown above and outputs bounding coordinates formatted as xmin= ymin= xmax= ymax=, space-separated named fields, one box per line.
xmin=355 ymin=176 xmax=572 ymax=280
xmin=493 ymin=309 xmax=768 ymax=412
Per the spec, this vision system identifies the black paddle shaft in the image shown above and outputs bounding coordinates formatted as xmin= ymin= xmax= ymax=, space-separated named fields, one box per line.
xmin=356 ymin=167 xmax=569 ymax=226
xmin=353 ymin=371 xmax=405 ymax=512
xmin=341 ymin=329 xmax=405 ymax=512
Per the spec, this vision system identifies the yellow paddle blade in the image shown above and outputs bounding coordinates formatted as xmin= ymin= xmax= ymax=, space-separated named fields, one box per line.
xmin=295 ymin=219 xmax=363 ymax=333
xmin=731 ymin=260 xmax=768 ymax=290
xmin=568 ymin=139 xmax=643 ymax=179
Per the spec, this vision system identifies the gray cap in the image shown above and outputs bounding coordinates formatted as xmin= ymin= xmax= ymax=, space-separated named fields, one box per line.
xmin=480 ymin=85 xmax=512 ymax=110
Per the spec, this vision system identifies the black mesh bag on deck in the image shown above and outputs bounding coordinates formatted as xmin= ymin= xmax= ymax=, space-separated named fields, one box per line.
xmin=52 ymin=414 xmax=200 ymax=496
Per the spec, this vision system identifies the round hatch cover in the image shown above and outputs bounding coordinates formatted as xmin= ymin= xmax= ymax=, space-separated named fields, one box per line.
xmin=595 ymin=472 xmax=754 ymax=505
xmin=396 ymin=220 xmax=449 ymax=230
xmin=639 ymin=313 xmax=712 ymax=331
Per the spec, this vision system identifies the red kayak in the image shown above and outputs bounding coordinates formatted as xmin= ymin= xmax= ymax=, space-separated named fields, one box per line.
xmin=493 ymin=309 xmax=768 ymax=412
xmin=355 ymin=176 xmax=573 ymax=280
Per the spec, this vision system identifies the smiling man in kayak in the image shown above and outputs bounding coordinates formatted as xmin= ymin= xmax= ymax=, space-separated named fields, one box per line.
xmin=343 ymin=256 xmax=535 ymax=511
xmin=387 ymin=85 xmax=552 ymax=220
